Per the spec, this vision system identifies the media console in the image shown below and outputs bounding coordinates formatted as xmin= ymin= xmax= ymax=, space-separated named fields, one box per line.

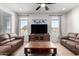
xmin=29 ymin=33 xmax=50 ymax=41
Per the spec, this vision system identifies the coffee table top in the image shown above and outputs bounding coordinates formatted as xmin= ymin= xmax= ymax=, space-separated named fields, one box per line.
xmin=25 ymin=41 xmax=56 ymax=49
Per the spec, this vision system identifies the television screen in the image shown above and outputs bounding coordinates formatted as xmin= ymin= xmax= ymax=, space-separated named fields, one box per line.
xmin=31 ymin=24 xmax=47 ymax=34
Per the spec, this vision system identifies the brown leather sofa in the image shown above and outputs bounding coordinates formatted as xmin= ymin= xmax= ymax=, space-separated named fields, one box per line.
xmin=60 ymin=33 xmax=79 ymax=55
xmin=0 ymin=33 xmax=24 ymax=56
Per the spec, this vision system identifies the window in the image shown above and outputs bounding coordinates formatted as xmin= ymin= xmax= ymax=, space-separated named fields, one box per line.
xmin=19 ymin=17 xmax=28 ymax=36
xmin=20 ymin=20 xmax=27 ymax=32
xmin=52 ymin=19 xmax=59 ymax=28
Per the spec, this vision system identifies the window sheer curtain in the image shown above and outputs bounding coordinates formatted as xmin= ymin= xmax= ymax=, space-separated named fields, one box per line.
xmin=0 ymin=10 xmax=12 ymax=34
xmin=51 ymin=16 xmax=61 ymax=42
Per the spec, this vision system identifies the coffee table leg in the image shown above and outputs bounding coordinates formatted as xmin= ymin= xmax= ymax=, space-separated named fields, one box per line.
xmin=25 ymin=53 xmax=28 ymax=56
xmin=24 ymin=49 xmax=28 ymax=56
xmin=52 ymin=48 xmax=57 ymax=56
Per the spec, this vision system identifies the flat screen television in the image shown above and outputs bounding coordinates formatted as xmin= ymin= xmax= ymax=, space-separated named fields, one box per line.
xmin=31 ymin=24 xmax=47 ymax=34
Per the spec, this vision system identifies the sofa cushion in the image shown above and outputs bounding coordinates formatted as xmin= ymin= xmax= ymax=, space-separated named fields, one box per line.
xmin=0 ymin=39 xmax=10 ymax=46
xmin=76 ymin=44 xmax=79 ymax=50
xmin=60 ymin=36 xmax=69 ymax=39
xmin=68 ymin=33 xmax=77 ymax=38
xmin=76 ymin=34 xmax=79 ymax=39
xmin=74 ymin=39 xmax=79 ymax=43
xmin=11 ymin=40 xmax=21 ymax=44
xmin=69 ymin=37 xmax=75 ymax=41
xmin=5 ymin=40 xmax=21 ymax=46
xmin=61 ymin=39 xmax=68 ymax=43
xmin=66 ymin=41 xmax=76 ymax=47
xmin=0 ymin=34 xmax=9 ymax=42
xmin=0 ymin=46 xmax=11 ymax=55
xmin=3 ymin=42 xmax=11 ymax=46
xmin=3 ymin=39 xmax=21 ymax=46
xmin=10 ymin=38 xmax=15 ymax=41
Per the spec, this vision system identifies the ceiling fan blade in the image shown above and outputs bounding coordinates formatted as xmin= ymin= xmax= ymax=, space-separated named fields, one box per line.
xmin=36 ymin=3 xmax=55 ymax=4
xmin=45 ymin=3 xmax=55 ymax=4
xmin=45 ymin=6 xmax=49 ymax=11
xmin=36 ymin=6 xmax=41 ymax=10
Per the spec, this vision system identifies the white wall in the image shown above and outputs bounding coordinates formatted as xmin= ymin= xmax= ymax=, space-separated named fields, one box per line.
xmin=0 ymin=4 xmax=17 ymax=33
xmin=66 ymin=6 xmax=79 ymax=33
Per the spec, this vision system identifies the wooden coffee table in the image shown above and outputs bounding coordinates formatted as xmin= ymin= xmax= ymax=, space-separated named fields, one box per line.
xmin=24 ymin=41 xmax=57 ymax=56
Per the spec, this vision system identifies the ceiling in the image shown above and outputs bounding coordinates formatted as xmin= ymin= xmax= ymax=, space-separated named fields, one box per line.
xmin=0 ymin=3 xmax=79 ymax=14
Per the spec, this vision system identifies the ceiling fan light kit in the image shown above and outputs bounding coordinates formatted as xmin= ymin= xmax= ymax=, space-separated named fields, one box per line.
xmin=36 ymin=3 xmax=55 ymax=11
xmin=41 ymin=4 xmax=46 ymax=7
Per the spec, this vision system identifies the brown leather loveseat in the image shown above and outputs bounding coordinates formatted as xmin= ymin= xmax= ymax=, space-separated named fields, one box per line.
xmin=0 ymin=33 xmax=24 ymax=56
xmin=60 ymin=33 xmax=79 ymax=55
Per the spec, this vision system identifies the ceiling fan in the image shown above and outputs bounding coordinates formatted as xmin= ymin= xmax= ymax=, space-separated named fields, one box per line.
xmin=36 ymin=3 xmax=55 ymax=11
